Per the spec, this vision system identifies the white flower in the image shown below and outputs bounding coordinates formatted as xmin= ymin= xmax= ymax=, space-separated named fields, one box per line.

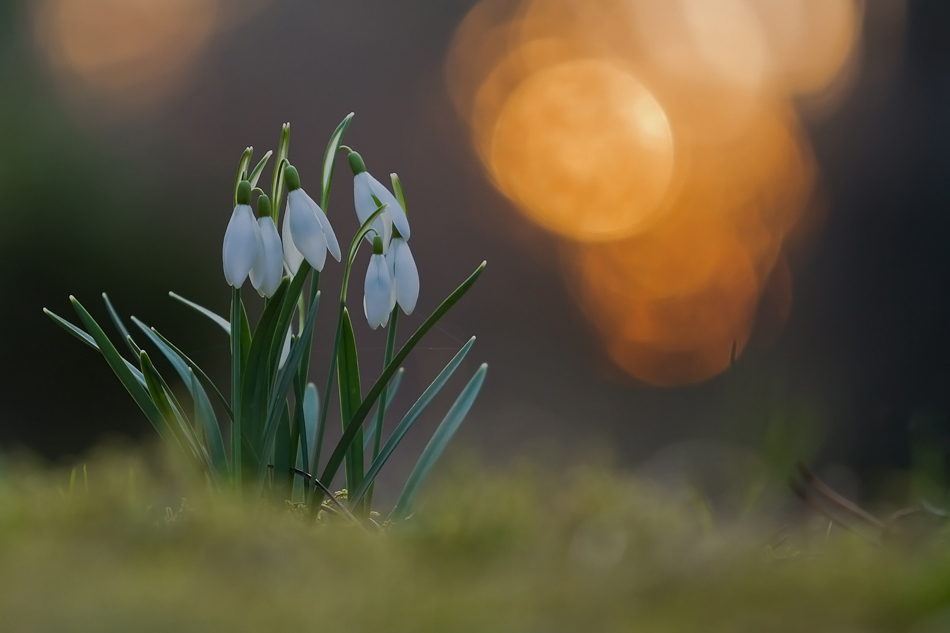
xmin=249 ymin=215 xmax=283 ymax=298
xmin=363 ymin=236 xmax=395 ymax=330
xmin=222 ymin=187 xmax=262 ymax=288
xmin=350 ymin=152 xmax=410 ymax=250
xmin=386 ymin=236 xmax=419 ymax=314
xmin=278 ymin=326 xmax=293 ymax=369
xmin=281 ymin=208 xmax=304 ymax=276
xmin=283 ymin=165 xmax=341 ymax=273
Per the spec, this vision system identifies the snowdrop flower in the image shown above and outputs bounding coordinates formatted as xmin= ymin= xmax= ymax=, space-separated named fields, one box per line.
xmin=364 ymin=235 xmax=395 ymax=330
xmin=386 ymin=235 xmax=419 ymax=314
xmin=283 ymin=165 xmax=341 ymax=274
xmin=222 ymin=180 xmax=263 ymax=288
xmin=350 ymin=151 xmax=411 ymax=250
xmin=248 ymin=194 xmax=283 ymax=298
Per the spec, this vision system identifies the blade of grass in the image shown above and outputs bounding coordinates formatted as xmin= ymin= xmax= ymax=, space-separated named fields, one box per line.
xmin=350 ymin=338 xmax=475 ymax=507
xmin=101 ymin=293 xmax=140 ymax=358
xmin=322 ymin=112 xmax=354 ymax=211
xmin=148 ymin=327 xmax=232 ymax=420
xmin=363 ymin=367 xmax=405 ymax=452
xmin=44 ymin=308 xmax=147 ymax=387
xmin=312 ymin=261 xmax=485 ymax=509
xmin=169 ymin=292 xmax=231 ymax=335
xmin=337 ymin=309 xmax=364 ymax=497
xmin=390 ymin=364 xmax=488 ymax=522
xmin=247 ymin=150 xmax=273 ymax=189
xmin=366 ymin=309 xmax=399 ymax=509
xmin=69 ymin=297 xmax=172 ymax=443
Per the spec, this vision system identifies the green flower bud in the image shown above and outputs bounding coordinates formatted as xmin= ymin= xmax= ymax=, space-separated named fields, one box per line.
xmin=284 ymin=165 xmax=301 ymax=191
xmin=236 ymin=180 xmax=252 ymax=205
xmin=257 ymin=193 xmax=272 ymax=219
xmin=348 ymin=151 xmax=366 ymax=175
xmin=372 ymin=234 xmax=384 ymax=255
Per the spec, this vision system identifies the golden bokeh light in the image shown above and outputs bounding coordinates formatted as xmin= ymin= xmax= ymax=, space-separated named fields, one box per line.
xmin=490 ymin=60 xmax=675 ymax=240
xmin=447 ymin=0 xmax=860 ymax=385
xmin=30 ymin=0 xmax=270 ymax=108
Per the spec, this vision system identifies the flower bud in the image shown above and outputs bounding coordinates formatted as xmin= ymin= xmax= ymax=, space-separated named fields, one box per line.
xmin=257 ymin=193 xmax=272 ymax=219
xmin=236 ymin=180 xmax=252 ymax=205
xmin=348 ymin=151 xmax=366 ymax=175
xmin=284 ymin=165 xmax=301 ymax=191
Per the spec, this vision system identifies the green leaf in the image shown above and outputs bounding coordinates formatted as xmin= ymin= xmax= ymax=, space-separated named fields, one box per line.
xmin=303 ymin=382 xmax=319 ymax=473
xmin=69 ymin=297 xmax=172 ymax=443
xmin=168 ymin=292 xmax=230 ymax=335
xmin=271 ymin=123 xmax=291 ymax=212
xmin=247 ymin=150 xmax=273 ymax=189
xmin=273 ymin=401 xmax=292 ymax=497
xmin=44 ymin=308 xmax=148 ymax=387
xmin=254 ymin=289 xmax=321 ymax=486
xmin=101 ymin=293 xmax=140 ymax=358
xmin=146 ymin=327 xmax=233 ymax=420
xmin=337 ymin=308 xmax=364 ymax=495
xmin=363 ymin=367 xmax=405 ymax=452
xmin=322 ymin=112 xmax=354 ymax=211
xmin=231 ymin=287 xmax=244 ymax=484
xmin=390 ymin=364 xmax=488 ymax=522
xmin=239 ymin=278 xmax=290 ymax=455
xmin=190 ymin=368 xmax=228 ymax=479
xmin=130 ymin=317 xmax=228 ymax=478
xmin=314 ymin=261 xmax=486 ymax=502
xmin=234 ymin=146 xmax=253 ymax=207
xmin=351 ymin=339 xmax=474 ymax=507
xmin=139 ymin=350 xmax=208 ymax=468
xmin=391 ymin=173 xmax=407 ymax=217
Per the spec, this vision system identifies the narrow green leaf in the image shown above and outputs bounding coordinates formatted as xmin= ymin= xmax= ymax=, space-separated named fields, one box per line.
xmin=147 ymin=327 xmax=232 ymax=420
xmin=367 ymin=309 xmax=399 ymax=509
xmin=363 ymin=367 xmax=405 ymax=452
xmin=271 ymin=122 xmax=291 ymax=212
xmin=303 ymin=382 xmax=319 ymax=473
xmin=337 ymin=308 xmax=364 ymax=495
xmin=247 ymin=150 xmax=273 ymax=189
xmin=101 ymin=293 xmax=140 ymax=358
xmin=254 ymin=290 xmax=321 ymax=486
xmin=322 ymin=112 xmax=354 ymax=211
xmin=314 ymin=261 xmax=486 ymax=503
xmin=234 ymin=146 xmax=253 ymax=207
xmin=139 ymin=350 xmax=208 ymax=469
xmin=168 ymin=292 xmax=231 ymax=335
xmin=390 ymin=364 xmax=488 ymax=522
xmin=130 ymin=317 xmax=228 ymax=478
xmin=44 ymin=308 xmax=149 ymax=387
xmin=190 ymin=369 xmax=228 ymax=478
xmin=391 ymin=173 xmax=407 ymax=216
xmin=273 ymin=401 xmax=292 ymax=498
xmin=69 ymin=297 xmax=172 ymax=442
xmin=351 ymin=339 xmax=474 ymax=506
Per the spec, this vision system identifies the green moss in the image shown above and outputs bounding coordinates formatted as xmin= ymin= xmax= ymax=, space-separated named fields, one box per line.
xmin=0 ymin=451 xmax=949 ymax=631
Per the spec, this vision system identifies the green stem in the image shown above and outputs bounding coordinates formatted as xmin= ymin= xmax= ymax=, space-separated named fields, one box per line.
xmin=230 ymin=286 xmax=243 ymax=490
xmin=366 ymin=309 xmax=398 ymax=511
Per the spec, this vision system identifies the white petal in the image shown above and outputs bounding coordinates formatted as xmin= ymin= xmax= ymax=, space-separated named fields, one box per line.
xmin=249 ymin=217 xmax=283 ymax=297
xmin=302 ymin=190 xmax=341 ymax=262
xmin=363 ymin=254 xmax=392 ymax=330
xmin=367 ymin=174 xmax=410 ymax=240
xmin=288 ymin=189 xmax=327 ymax=272
xmin=354 ymin=172 xmax=394 ymax=251
xmin=389 ymin=238 xmax=419 ymax=314
xmin=282 ymin=203 xmax=304 ymax=275
xmin=222 ymin=204 xmax=259 ymax=288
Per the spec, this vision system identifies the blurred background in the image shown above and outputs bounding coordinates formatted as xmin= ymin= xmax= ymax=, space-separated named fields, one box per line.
xmin=0 ymin=0 xmax=948 ymax=500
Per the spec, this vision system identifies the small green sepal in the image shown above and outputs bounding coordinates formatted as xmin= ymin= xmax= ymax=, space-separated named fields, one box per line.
xmin=348 ymin=151 xmax=366 ymax=175
xmin=257 ymin=194 xmax=272 ymax=219
xmin=284 ymin=165 xmax=301 ymax=191
xmin=372 ymin=235 xmax=384 ymax=255
xmin=236 ymin=180 xmax=252 ymax=206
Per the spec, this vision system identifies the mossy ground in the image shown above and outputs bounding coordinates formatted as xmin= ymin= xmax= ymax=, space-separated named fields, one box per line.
xmin=1 ymin=448 xmax=950 ymax=632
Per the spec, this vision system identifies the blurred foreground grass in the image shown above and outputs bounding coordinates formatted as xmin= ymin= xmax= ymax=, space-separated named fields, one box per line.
xmin=2 ymin=449 xmax=950 ymax=632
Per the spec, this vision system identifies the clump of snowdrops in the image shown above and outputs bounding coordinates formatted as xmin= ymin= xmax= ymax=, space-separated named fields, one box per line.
xmin=44 ymin=114 xmax=487 ymax=523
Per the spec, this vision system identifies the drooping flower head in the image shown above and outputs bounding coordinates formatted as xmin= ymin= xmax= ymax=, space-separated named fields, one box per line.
xmin=350 ymin=151 xmax=411 ymax=251
xmin=387 ymin=235 xmax=419 ymax=315
xmin=364 ymin=234 xmax=395 ymax=330
xmin=222 ymin=179 xmax=262 ymax=288
xmin=282 ymin=165 xmax=341 ymax=274
xmin=248 ymin=194 xmax=284 ymax=298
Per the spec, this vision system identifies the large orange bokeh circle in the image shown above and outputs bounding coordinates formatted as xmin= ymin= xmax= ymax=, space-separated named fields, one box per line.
xmin=489 ymin=60 xmax=676 ymax=241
